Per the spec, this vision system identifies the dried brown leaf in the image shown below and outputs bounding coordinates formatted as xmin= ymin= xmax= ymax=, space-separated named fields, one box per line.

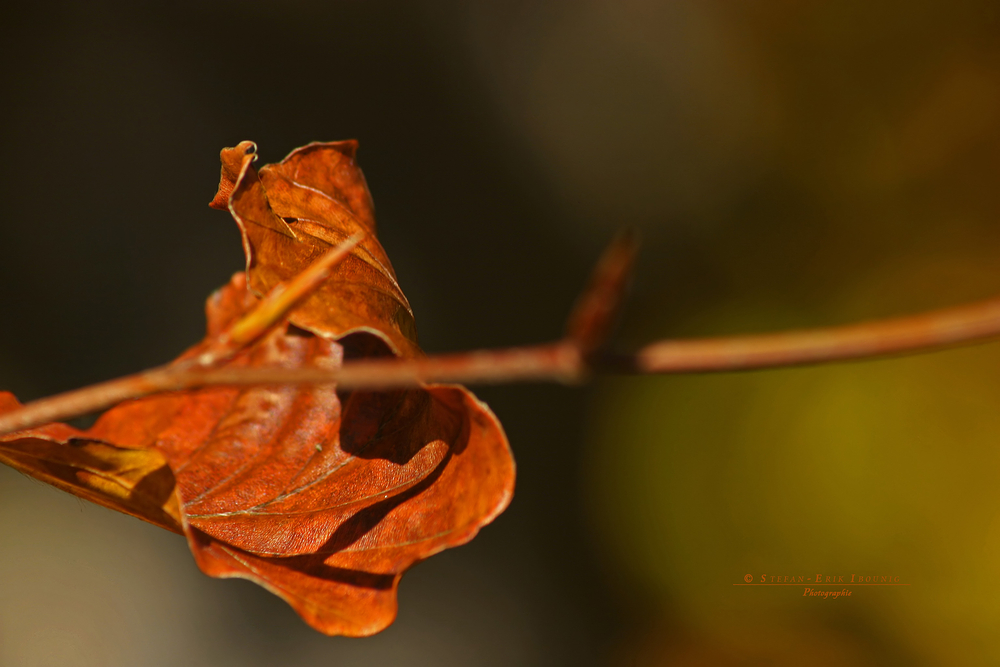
xmin=0 ymin=141 xmax=514 ymax=636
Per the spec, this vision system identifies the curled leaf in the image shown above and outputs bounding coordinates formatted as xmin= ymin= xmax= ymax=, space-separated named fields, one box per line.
xmin=0 ymin=141 xmax=514 ymax=636
xmin=1 ymin=274 xmax=513 ymax=636
xmin=0 ymin=394 xmax=183 ymax=534
xmin=214 ymin=141 xmax=420 ymax=358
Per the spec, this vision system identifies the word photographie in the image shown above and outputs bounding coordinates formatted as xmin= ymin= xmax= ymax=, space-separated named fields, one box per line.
xmin=802 ymin=588 xmax=852 ymax=599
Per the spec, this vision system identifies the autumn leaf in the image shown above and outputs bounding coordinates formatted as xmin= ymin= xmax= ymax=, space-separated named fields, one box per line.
xmin=0 ymin=393 xmax=182 ymax=534
xmin=212 ymin=140 xmax=420 ymax=358
xmin=11 ymin=137 xmax=993 ymax=639
xmin=0 ymin=141 xmax=514 ymax=636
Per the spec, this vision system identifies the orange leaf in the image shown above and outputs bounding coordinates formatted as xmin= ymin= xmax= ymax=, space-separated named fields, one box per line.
xmin=215 ymin=140 xmax=420 ymax=358
xmin=0 ymin=142 xmax=515 ymax=636
xmin=0 ymin=393 xmax=183 ymax=534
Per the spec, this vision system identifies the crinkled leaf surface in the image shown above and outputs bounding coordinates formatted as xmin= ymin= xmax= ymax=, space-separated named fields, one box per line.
xmin=0 ymin=142 xmax=515 ymax=636
xmin=212 ymin=140 xmax=420 ymax=358
xmin=0 ymin=273 xmax=513 ymax=636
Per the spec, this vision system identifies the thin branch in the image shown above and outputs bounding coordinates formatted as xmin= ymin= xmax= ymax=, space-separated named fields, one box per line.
xmin=624 ymin=295 xmax=1000 ymax=373
xmin=0 ymin=343 xmax=582 ymax=436
xmin=565 ymin=228 xmax=639 ymax=356
xmin=3 ymin=233 xmax=1000 ymax=437
xmin=0 ymin=234 xmax=364 ymax=436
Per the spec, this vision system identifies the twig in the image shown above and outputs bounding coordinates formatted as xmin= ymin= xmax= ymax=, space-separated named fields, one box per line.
xmin=565 ymin=228 xmax=639 ymax=356
xmin=2 ymin=233 xmax=1000 ymax=437
xmin=199 ymin=232 xmax=365 ymax=364
xmin=624 ymin=295 xmax=1000 ymax=373
xmin=0 ymin=234 xmax=364 ymax=436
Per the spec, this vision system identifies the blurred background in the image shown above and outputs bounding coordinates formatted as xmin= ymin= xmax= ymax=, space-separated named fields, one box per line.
xmin=2 ymin=1 xmax=1000 ymax=664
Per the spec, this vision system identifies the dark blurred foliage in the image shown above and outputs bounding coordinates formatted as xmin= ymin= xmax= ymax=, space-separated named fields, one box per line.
xmin=1 ymin=1 xmax=999 ymax=664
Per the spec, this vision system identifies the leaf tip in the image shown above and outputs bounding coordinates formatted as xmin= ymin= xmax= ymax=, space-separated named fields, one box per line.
xmin=209 ymin=140 xmax=258 ymax=210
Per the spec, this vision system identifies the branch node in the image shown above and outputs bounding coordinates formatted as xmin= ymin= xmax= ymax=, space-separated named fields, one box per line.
xmin=564 ymin=228 xmax=640 ymax=358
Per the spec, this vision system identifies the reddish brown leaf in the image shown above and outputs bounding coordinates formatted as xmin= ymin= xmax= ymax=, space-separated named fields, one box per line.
xmin=0 ymin=394 xmax=183 ymax=534
xmin=0 ymin=273 xmax=513 ymax=636
xmin=0 ymin=141 xmax=514 ymax=636
xmin=215 ymin=141 xmax=420 ymax=358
